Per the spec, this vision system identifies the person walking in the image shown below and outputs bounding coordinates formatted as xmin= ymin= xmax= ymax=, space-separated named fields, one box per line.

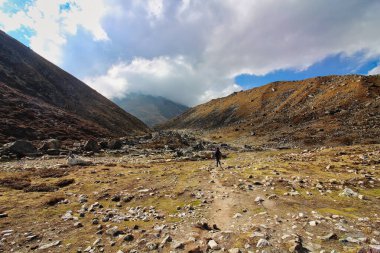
xmin=214 ymin=147 xmax=222 ymax=168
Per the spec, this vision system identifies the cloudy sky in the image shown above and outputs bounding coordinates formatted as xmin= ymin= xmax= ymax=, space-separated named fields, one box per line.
xmin=1 ymin=0 xmax=380 ymax=106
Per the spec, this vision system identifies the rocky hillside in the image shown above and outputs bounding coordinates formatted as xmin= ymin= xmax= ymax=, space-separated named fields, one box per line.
xmin=161 ymin=75 xmax=380 ymax=147
xmin=0 ymin=31 xmax=149 ymax=144
xmin=113 ymin=93 xmax=189 ymax=127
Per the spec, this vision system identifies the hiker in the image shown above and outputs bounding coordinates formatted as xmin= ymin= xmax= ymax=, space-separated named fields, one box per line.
xmin=214 ymin=147 xmax=222 ymax=167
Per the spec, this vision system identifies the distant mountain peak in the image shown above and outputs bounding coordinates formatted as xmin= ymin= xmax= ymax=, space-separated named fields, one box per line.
xmin=113 ymin=93 xmax=189 ymax=127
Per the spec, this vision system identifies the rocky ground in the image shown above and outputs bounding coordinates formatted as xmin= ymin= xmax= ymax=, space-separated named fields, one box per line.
xmin=0 ymin=141 xmax=379 ymax=253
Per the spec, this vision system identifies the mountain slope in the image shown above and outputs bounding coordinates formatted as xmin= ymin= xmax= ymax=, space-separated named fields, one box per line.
xmin=113 ymin=93 xmax=189 ymax=127
xmin=0 ymin=30 xmax=149 ymax=144
xmin=161 ymin=75 xmax=380 ymax=146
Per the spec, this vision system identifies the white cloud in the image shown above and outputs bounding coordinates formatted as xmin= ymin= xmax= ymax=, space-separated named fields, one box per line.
xmin=84 ymin=56 xmax=242 ymax=106
xmin=2 ymin=0 xmax=380 ymax=105
xmin=368 ymin=65 xmax=380 ymax=75
xmin=0 ymin=0 xmax=109 ymax=64
xmin=147 ymin=0 xmax=164 ymax=20
xmin=81 ymin=0 xmax=380 ymax=105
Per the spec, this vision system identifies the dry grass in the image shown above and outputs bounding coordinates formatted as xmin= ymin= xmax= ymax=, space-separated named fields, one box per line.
xmin=24 ymin=183 xmax=58 ymax=192
xmin=37 ymin=168 xmax=67 ymax=178
xmin=44 ymin=196 xmax=65 ymax=206
xmin=55 ymin=178 xmax=75 ymax=188
xmin=0 ymin=144 xmax=379 ymax=252
xmin=0 ymin=176 xmax=31 ymax=190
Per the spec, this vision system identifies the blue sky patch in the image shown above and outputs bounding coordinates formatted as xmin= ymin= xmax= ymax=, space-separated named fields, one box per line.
xmin=0 ymin=0 xmax=33 ymax=13
xmin=234 ymin=53 xmax=379 ymax=89
xmin=7 ymin=25 xmax=35 ymax=46
xmin=59 ymin=2 xmax=71 ymax=13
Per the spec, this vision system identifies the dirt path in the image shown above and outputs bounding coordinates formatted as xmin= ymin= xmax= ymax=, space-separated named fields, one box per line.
xmin=207 ymin=167 xmax=238 ymax=230
xmin=207 ymin=166 xmax=278 ymax=231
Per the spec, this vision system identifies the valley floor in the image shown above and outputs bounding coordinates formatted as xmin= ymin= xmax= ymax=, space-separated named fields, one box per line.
xmin=0 ymin=145 xmax=379 ymax=253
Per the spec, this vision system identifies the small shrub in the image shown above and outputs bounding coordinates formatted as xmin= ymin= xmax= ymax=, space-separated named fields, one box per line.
xmin=37 ymin=169 xmax=66 ymax=178
xmin=55 ymin=179 xmax=75 ymax=188
xmin=44 ymin=197 xmax=65 ymax=206
xmin=0 ymin=177 xmax=31 ymax=190
xmin=24 ymin=183 xmax=57 ymax=192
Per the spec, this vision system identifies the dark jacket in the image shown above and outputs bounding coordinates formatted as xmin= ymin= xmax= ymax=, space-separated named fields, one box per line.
xmin=215 ymin=149 xmax=222 ymax=160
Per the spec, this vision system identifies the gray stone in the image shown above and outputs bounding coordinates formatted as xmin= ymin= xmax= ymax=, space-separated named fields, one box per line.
xmin=146 ymin=242 xmax=158 ymax=250
xmin=320 ymin=233 xmax=338 ymax=241
xmin=2 ymin=140 xmax=37 ymax=156
xmin=228 ymin=248 xmax=242 ymax=253
xmin=309 ymin=220 xmax=318 ymax=226
xmin=160 ymin=235 xmax=172 ymax=246
xmin=340 ymin=187 xmax=358 ymax=197
xmin=84 ymin=139 xmax=100 ymax=152
xmin=208 ymin=240 xmax=220 ymax=250
xmin=106 ymin=226 xmax=122 ymax=237
xmin=233 ymin=213 xmax=242 ymax=218
xmin=74 ymin=222 xmax=83 ymax=228
xmin=38 ymin=240 xmax=61 ymax=250
xmin=172 ymin=241 xmax=185 ymax=249
xmin=108 ymin=139 xmax=123 ymax=150
xmin=255 ymin=196 xmax=264 ymax=202
xmin=256 ymin=238 xmax=270 ymax=248
xmin=369 ymin=245 xmax=380 ymax=251
xmin=62 ymin=210 xmax=73 ymax=220
xmin=39 ymin=139 xmax=61 ymax=150
xmin=124 ymin=234 xmax=134 ymax=241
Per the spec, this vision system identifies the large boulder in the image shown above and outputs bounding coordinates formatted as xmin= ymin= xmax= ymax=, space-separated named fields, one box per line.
xmin=67 ymin=155 xmax=92 ymax=166
xmin=108 ymin=139 xmax=123 ymax=150
xmin=83 ymin=139 xmax=100 ymax=152
xmin=2 ymin=140 xmax=37 ymax=156
xmin=39 ymin=139 xmax=61 ymax=151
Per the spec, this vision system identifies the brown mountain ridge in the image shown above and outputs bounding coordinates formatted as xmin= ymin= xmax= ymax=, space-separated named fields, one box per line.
xmin=161 ymin=74 xmax=380 ymax=147
xmin=0 ymin=30 xmax=149 ymax=144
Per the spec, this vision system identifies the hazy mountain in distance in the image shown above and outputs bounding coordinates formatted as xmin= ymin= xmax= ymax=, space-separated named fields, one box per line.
xmin=113 ymin=93 xmax=189 ymax=127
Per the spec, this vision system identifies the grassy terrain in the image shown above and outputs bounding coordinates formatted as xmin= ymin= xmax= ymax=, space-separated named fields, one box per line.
xmin=0 ymin=144 xmax=379 ymax=252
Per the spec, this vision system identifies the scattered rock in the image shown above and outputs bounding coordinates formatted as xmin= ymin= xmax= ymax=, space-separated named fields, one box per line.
xmin=289 ymin=236 xmax=310 ymax=253
xmin=146 ymin=242 xmax=158 ymax=250
xmin=256 ymin=238 xmax=270 ymax=248
xmin=2 ymin=140 xmax=37 ymax=157
xmin=255 ymin=196 xmax=264 ymax=203
xmin=320 ymin=233 xmax=338 ymax=241
xmin=106 ymin=226 xmax=124 ymax=237
xmin=194 ymin=222 xmax=212 ymax=230
xmin=160 ymin=235 xmax=172 ymax=246
xmin=83 ymin=139 xmax=100 ymax=152
xmin=208 ymin=240 xmax=220 ymax=250
xmin=108 ymin=139 xmax=123 ymax=150
xmin=39 ymin=139 xmax=61 ymax=150
xmin=74 ymin=222 xmax=83 ymax=228
xmin=228 ymin=248 xmax=242 ymax=253
xmin=309 ymin=220 xmax=318 ymax=226
xmin=233 ymin=213 xmax=242 ymax=218
xmin=123 ymin=234 xmax=134 ymax=241
xmin=111 ymin=195 xmax=121 ymax=202
xmin=67 ymin=155 xmax=92 ymax=166
xmin=38 ymin=240 xmax=61 ymax=250
xmin=62 ymin=210 xmax=73 ymax=221
xmin=172 ymin=241 xmax=185 ymax=249
xmin=340 ymin=187 xmax=358 ymax=197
